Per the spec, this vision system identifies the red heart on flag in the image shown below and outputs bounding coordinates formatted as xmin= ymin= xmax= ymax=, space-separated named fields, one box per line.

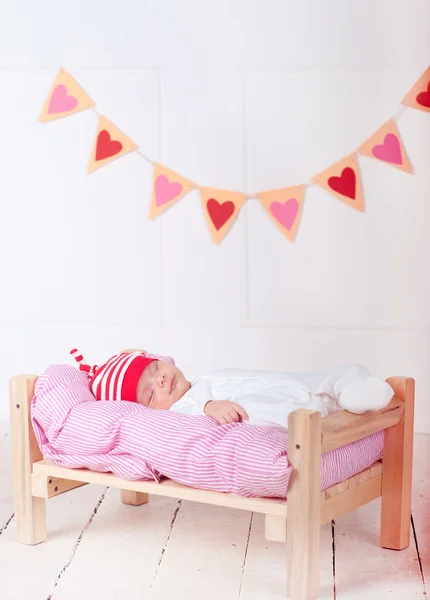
xmin=95 ymin=130 xmax=123 ymax=161
xmin=416 ymin=82 xmax=430 ymax=108
xmin=328 ymin=167 xmax=356 ymax=200
xmin=207 ymin=199 xmax=235 ymax=230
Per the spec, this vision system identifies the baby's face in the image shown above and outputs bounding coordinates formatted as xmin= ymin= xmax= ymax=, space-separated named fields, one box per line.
xmin=136 ymin=361 xmax=190 ymax=410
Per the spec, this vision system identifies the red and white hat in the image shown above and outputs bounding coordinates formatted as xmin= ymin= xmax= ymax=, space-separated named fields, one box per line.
xmin=70 ymin=349 xmax=156 ymax=402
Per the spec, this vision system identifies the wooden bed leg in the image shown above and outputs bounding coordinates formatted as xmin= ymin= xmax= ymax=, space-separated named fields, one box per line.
xmin=9 ymin=376 xmax=47 ymax=545
xmin=120 ymin=490 xmax=149 ymax=506
xmin=380 ymin=377 xmax=415 ymax=551
xmin=265 ymin=515 xmax=287 ymax=542
xmin=286 ymin=409 xmax=321 ymax=600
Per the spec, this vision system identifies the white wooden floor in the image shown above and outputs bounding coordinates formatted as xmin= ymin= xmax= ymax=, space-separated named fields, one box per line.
xmin=0 ymin=419 xmax=428 ymax=600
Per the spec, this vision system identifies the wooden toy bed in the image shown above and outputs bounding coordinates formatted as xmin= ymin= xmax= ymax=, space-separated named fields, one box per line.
xmin=9 ymin=355 xmax=414 ymax=600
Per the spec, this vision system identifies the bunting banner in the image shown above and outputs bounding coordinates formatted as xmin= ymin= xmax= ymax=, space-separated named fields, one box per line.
xmin=402 ymin=66 xmax=430 ymax=113
xmin=358 ymin=119 xmax=413 ymax=174
xmin=39 ymin=67 xmax=95 ymax=123
xmin=39 ymin=65 xmax=429 ymax=244
xmin=199 ymin=188 xmax=247 ymax=244
xmin=150 ymin=163 xmax=196 ymax=219
xmin=258 ymin=185 xmax=306 ymax=241
xmin=312 ymin=154 xmax=364 ymax=212
xmin=88 ymin=116 xmax=138 ymax=174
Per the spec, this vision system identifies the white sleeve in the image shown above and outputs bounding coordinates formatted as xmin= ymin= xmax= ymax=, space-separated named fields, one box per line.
xmin=170 ymin=379 xmax=214 ymax=416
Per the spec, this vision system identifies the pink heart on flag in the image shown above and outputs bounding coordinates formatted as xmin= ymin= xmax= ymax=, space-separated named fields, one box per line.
xmin=269 ymin=198 xmax=299 ymax=231
xmin=371 ymin=133 xmax=403 ymax=165
xmin=155 ymin=175 xmax=183 ymax=207
xmin=48 ymin=85 xmax=78 ymax=114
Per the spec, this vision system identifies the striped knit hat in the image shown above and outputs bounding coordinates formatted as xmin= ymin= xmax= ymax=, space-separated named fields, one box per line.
xmin=70 ymin=349 xmax=156 ymax=402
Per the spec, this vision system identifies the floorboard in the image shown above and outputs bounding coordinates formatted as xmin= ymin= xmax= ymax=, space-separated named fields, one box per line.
xmin=149 ymin=501 xmax=252 ymax=600
xmin=0 ymin=484 xmax=106 ymax=600
xmin=240 ymin=514 xmax=335 ymax=600
xmin=411 ymin=434 xmax=429 ymax=592
xmin=333 ymin=497 xmax=425 ymax=599
xmin=51 ymin=488 xmax=182 ymax=600
xmin=0 ymin=425 xmax=13 ymax=528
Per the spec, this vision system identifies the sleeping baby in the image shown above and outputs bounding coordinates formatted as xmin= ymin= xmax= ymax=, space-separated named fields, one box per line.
xmin=70 ymin=349 xmax=394 ymax=427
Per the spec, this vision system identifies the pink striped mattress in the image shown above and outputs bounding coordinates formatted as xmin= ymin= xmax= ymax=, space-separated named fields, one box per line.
xmin=30 ymin=365 xmax=384 ymax=499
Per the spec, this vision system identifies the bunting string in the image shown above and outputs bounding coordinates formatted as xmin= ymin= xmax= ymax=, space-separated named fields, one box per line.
xmin=39 ymin=65 xmax=430 ymax=244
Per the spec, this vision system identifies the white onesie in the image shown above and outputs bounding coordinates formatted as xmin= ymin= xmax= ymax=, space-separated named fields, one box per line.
xmin=169 ymin=363 xmax=394 ymax=428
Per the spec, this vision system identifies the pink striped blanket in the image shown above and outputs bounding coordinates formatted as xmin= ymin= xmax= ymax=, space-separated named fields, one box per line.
xmin=30 ymin=365 xmax=384 ymax=498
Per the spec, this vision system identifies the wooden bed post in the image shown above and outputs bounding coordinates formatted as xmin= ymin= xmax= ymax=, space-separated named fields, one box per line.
xmin=286 ymin=409 xmax=321 ymax=600
xmin=120 ymin=490 xmax=149 ymax=506
xmin=380 ymin=377 xmax=415 ymax=550
xmin=9 ymin=375 xmax=47 ymax=545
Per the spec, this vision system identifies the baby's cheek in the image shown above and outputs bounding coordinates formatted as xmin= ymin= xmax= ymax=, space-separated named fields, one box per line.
xmin=155 ymin=395 xmax=173 ymax=410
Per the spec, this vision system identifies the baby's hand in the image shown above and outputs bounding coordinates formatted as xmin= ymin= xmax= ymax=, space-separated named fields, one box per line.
xmin=204 ymin=400 xmax=249 ymax=425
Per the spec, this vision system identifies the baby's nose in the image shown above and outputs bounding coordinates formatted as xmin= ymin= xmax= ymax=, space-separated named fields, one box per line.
xmin=157 ymin=373 xmax=166 ymax=388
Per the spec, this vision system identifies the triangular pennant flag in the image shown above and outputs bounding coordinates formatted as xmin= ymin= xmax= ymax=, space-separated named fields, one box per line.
xmin=88 ymin=116 xmax=138 ymax=173
xmin=358 ymin=119 xmax=413 ymax=174
xmin=312 ymin=154 xmax=364 ymax=211
xmin=150 ymin=163 xmax=196 ymax=219
xmin=258 ymin=185 xmax=306 ymax=242
xmin=199 ymin=187 xmax=247 ymax=244
xmin=39 ymin=67 xmax=95 ymax=123
xmin=402 ymin=66 xmax=430 ymax=113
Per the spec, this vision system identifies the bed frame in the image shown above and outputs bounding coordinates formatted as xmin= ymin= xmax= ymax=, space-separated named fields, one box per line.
xmin=9 ymin=361 xmax=414 ymax=600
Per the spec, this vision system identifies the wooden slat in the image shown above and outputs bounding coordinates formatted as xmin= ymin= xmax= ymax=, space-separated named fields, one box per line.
xmin=323 ymin=461 xmax=382 ymax=500
xmin=33 ymin=459 xmax=288 ymax=517
xmin=321 ymin=474 xmax=382 ymax=524
xmin=320 ymin=462 xmax=382 ymax=524
xmin=31 ymin=473 xmax=87 ymax=499
xmin=321 ymin=396 xmax=404 ymax=453
xmin=33 ymin=458 xmax=385 ymax=526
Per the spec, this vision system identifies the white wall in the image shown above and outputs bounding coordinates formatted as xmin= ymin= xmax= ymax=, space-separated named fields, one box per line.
xmin=1 ymin=0 xmax=429 ymax=430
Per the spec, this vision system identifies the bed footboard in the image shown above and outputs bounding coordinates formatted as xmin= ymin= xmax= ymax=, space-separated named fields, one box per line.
xmin=285 ymin=376 xmax=414 ymax=600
